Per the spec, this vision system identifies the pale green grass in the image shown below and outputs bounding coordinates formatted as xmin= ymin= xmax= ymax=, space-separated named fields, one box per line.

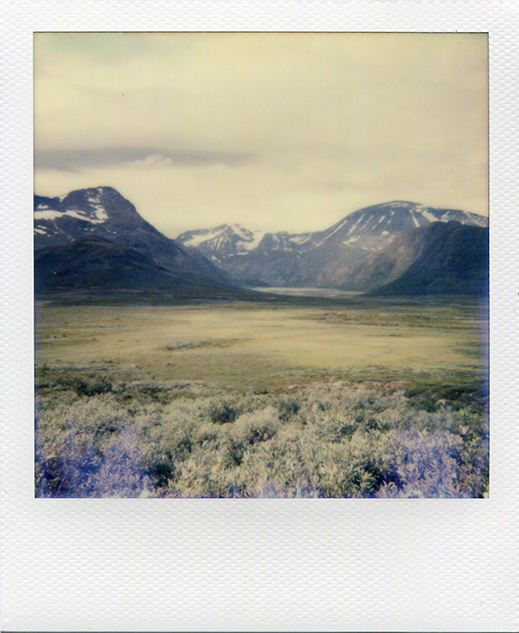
xmin=35 ymin=301 xmax=486 ymax=391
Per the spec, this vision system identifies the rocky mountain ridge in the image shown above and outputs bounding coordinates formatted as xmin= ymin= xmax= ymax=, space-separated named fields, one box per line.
xmin=318 ymin=220 xmax=489 ymax=296
xmin=176 ymin=201 xmax=488 ymax=287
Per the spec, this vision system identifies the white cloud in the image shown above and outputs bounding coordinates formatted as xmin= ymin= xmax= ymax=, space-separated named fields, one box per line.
xmin=125 ymin=154 xmax=175 ymax=169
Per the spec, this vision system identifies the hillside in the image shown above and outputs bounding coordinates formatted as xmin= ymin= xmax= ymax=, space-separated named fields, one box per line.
xmin=34 ymin=187 xmax=245 ymax=299
xmin=367 ymin=222 xmax=489 ymax=296
xmin=34 ymin=190 xmax=489 ymax=299
xmin=177 ymin=201 xmax=488 ymax=287
xmin=316 ymin=221 xmax=488 ymax=295
xmin=34 ymin=186 xmax=229 ymax=282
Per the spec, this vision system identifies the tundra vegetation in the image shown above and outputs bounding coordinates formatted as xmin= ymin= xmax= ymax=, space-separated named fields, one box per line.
xmin=35 ymin=297 xmax=488 ymax=498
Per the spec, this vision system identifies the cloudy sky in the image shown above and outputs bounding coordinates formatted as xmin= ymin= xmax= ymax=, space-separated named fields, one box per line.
xmin=34 ymin=33 xmax=488 ymax=236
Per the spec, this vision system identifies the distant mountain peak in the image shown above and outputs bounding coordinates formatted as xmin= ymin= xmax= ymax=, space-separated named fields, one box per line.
xmin=176 ymin=223 xmax=265 ymax=263
xmin=34 ymin=186 xmax=149 ymax=242
xmin=323 ymin=201 xmax=488 ymax=238
xmin=385 ymin=200 xmax=423 ymax=206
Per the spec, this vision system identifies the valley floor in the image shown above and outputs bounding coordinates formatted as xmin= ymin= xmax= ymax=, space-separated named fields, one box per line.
xmin=35 ymin=297 xmax=489 ymax=498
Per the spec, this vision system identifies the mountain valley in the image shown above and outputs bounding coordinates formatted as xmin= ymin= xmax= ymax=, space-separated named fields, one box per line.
xmin=34 ymin=189 xmax=489 ymax=299
xmin=177 ymin=200 xmax=489 ymax=295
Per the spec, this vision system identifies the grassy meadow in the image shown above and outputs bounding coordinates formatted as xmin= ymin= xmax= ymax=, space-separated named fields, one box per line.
xmin=35 ymin=297 xmax=489 ymax=498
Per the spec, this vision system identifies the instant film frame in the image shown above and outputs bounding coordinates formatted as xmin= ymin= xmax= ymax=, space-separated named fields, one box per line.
xmin=32 ymin=32 xmax=490 ymax=499
xmin=0 ymin=1 xmax=517 ymax=631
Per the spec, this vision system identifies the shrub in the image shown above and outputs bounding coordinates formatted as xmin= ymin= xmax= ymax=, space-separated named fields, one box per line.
xmin=35 ymin=378 xmax=489 ymax=498
xmin=231 ymin=407 xmax=279 ymax=445
xmin=206 ymin=397 xmax=241 ymax=424
xmin=36 ymin=419 xmax=149 ymax=498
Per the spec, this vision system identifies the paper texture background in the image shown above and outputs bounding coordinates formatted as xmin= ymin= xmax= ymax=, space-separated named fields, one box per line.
xmin=0 ymin=1 xmax=517 ymax=630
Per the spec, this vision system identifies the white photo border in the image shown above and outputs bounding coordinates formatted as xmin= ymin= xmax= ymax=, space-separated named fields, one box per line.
xmin=1 ymin=1 xmax=517 ymax=631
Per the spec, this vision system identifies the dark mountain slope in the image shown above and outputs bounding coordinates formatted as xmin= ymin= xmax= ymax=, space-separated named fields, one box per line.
xmin=319 ymin=221 xmax=488 ymax=296
xmin=369 ymin=223 xmax=489 ymax=296
xmin=33 ymin=186 xmax=254 ymax=300
xmin=34 ymin=237 xmax=259 ymax=300
xmin=34 ymin=186 xmax=229 ymax=283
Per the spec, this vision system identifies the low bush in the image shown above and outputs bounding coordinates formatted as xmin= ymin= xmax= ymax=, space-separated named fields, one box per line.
xmin=35 ymin=375 xmax=488 ymax=498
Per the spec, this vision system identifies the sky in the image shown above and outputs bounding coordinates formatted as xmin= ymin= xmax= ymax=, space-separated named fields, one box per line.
xmin=34 ymin=33 xmax=488 ymax=237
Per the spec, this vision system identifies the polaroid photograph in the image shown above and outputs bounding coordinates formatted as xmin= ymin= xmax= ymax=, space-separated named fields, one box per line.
xmin=1 ymin=1 xmax=517 ymax=631
xmin=33 ymin=31 xmax=489 ymax=501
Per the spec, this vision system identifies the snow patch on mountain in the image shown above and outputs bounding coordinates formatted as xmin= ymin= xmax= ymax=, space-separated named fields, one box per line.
xmin=342 ymin=236 xmax=360 ymax=246
xmin=241 ymin=229 xmax=267 ymax=251
xmin=182 ymin=228 xmax=223 ymax=248
xmin=177 ymin=223 xmax=267 ymax=260
xmin=34 ymin=207 xmax=108 ymax=225
xmin=289 ymin=234 xmax=313 ymax=245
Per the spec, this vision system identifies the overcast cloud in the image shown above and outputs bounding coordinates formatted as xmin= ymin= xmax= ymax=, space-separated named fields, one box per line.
xmin=34 ymin=33 xmax=488 ymax=236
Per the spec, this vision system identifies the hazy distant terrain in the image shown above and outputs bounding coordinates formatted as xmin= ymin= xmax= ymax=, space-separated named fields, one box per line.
xmin=177 ymin=201 xmax=488 ymax=290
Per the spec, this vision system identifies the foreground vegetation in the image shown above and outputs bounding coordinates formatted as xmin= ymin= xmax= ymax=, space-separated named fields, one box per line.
xmin=35 ymin=370 xmax=488 ymax=498
xmin=35 ymin=299 xmax=488 ymax=498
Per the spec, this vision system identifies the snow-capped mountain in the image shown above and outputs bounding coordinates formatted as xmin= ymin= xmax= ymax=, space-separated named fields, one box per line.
xmin=177 ymin=224 xmax=266 ymax=263
xmin=34 ymin=186 xmax=148 ymax=243
xmin=34 ymin=186 xmax=170 ymax=253
xmin=177 ymin=201 xmax=488 ymax=287
xmin=34 ymin=186 xmax=235 ymax=295
xmin=308 ymin=201 xmax=487 ymax=251
xmin=34 ymin=191 xmax=488 ymax=297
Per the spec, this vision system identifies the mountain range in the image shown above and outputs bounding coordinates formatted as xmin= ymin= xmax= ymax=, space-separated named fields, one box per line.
xmin=176 ymin=201 xmax=488 ymax=287
xmin=34 ymin=189 xmax=489 ymax=299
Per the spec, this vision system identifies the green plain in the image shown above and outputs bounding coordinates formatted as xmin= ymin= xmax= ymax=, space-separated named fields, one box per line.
xmin=35 ymin=298 xmax=487 ymax=394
